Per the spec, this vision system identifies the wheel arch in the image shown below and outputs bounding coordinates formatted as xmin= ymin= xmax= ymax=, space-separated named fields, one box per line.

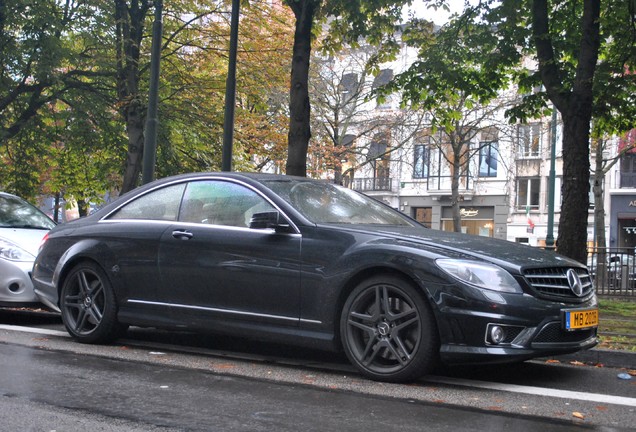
xmin=333 ymin=266 xmax=440 ymax=349
xmin=53 ymin=240 xmax=118 ymax=306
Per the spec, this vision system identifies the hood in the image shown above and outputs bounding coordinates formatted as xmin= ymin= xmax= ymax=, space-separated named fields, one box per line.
xmin=0 ymin=227 xmax=50 ymax=257
xmin=345 ymin=224 xmax=583 ymax=273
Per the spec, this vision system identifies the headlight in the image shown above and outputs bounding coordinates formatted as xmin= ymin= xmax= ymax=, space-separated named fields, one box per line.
xmin=0 ymin=238 xmax=35 ymax=262
xmin=436 ymin=259 xmax=522 ymax=293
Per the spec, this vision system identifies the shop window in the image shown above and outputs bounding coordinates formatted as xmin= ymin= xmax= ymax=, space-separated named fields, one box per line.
xmin=413 ymin=207 xmax=432 ymax=228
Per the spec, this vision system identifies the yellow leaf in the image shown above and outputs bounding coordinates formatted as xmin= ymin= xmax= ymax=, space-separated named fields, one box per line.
xmin=572 ymin=412 xmax=585 ymax=419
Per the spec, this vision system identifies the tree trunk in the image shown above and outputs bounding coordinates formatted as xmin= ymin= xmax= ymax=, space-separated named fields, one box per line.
xmin=593 ymin=139 xmax=607 ymax=250
xmin=557 ymin=110 xmax=592 ymax=263
xmin=116 ymin=0 xmax=152 ymax=194
xmin=121 ymin=98 xmax=146 ymax=193
xmin=593 ymin=138 xmax=608 ymax=285
xmin=285 ymin=0 xmax=316 ymax=177
xmin=532 ymin=0 xmax=600 ymax=264
xmin=451 ymin=157 xmax=462 ymax=232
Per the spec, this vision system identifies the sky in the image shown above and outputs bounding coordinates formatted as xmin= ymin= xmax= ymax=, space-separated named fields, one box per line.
xmin=403 ymin=1 xmax=466 ymax=24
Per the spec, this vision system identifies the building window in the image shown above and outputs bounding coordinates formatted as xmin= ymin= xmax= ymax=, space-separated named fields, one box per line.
xmin=620 ymin=153 xmax=636 ymax=188
xmin=517 ymin=178 xmax=540 ymax=210
xmin=478 ymin=141 xmax=498 ymax=177
xmin=519 ymin=124 xmax=541 ymax=157
xmin=372 ymin=68 xmax=393 ymax=109
xmin=340 ymin=72 xmax=358 ymax=95
xmin=413 ymin=207 xmax=432 ymax=228
xmin=368 ymin=133 xmax=390 ymax=180
xmin=413 ymin=145 xmax=429 ymax=179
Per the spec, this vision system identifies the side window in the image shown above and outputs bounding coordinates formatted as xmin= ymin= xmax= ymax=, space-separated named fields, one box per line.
xmin=109 ymin=184 xmax=185 ymax=221
xmin=179 ymin=180 xmax=275 ymax=227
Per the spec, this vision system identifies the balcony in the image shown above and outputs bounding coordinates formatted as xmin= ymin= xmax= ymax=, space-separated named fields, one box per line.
xmin=352 ymin=177 xmax=392 ymax=192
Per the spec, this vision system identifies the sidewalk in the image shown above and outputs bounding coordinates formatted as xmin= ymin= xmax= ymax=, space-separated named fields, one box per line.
xmin=552 ymin=347 xmax=635 ymax=369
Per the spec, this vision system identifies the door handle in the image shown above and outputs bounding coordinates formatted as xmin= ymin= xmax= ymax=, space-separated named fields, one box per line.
xmin=172 ymin=230 xmax=193 ymax=240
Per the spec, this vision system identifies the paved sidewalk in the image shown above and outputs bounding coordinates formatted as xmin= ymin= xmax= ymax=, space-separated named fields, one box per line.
xmin=551 ymin=348 xmax=635 ymax=370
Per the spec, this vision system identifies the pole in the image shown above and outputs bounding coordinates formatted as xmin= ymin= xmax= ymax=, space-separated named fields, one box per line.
xmin=546 ymin=106 xmax=557 ymax=249
xmin=222 ymin=0 xmax=240 ymax=172
xmin=142 ymin=0 xmax=163 ymax=185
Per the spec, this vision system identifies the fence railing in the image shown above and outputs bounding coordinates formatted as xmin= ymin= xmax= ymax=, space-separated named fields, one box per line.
xmin=587 ymin=248 xmax=636 ymax=297
xmin=351 ymin=177 xmax=392 ymax=192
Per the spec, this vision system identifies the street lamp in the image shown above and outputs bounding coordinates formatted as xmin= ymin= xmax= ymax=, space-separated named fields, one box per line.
xmin=221 ymin=0 xmax=240 ymax=172
xmin=142 ymin=0 xmax=163 ymax=185
xmin=546 ymin=106 xmax=557 ymax=249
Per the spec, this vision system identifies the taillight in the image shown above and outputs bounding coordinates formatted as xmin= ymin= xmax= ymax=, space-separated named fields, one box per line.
xmin=38 ymin=233 xmax=50 ymax=253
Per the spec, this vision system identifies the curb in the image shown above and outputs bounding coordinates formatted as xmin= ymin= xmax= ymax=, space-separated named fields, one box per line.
xmin=550 ymin=348 xmax=635 ymax=369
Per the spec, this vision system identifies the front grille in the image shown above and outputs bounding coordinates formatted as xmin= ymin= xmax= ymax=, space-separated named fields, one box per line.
xmin=533 ymin=322 xmax=597 ymax=344
xmin=523 ymin=267 xmax=594 ymax=300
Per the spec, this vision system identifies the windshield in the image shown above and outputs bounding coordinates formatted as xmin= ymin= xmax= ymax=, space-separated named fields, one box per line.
xmin=263 ymin=179 xmax=416 ymax=226
xmin=0 ymin=195 xmax=56 ymax=230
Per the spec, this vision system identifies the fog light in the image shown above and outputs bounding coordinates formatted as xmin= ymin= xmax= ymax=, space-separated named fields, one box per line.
xmin=489 ymin=325 xmax=505 ymax=345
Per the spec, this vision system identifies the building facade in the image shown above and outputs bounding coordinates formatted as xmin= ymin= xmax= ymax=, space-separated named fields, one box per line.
xmin=323 ymin=36 xmax=612 ymax=249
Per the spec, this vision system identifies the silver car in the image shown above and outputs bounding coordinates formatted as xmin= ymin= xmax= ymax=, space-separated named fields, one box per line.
xmin=0 ymin=192 xmax=55 ymax=306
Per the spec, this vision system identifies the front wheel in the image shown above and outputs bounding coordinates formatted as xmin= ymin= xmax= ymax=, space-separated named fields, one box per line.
xmin=340 ymin=275 xmax=438 ymax=383
xmin=60 ymin=261 xmax=126 ymax=344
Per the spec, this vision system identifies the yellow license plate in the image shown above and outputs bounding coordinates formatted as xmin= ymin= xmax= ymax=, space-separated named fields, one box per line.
xmin=564 ymin=309 xmax=599 ymax=331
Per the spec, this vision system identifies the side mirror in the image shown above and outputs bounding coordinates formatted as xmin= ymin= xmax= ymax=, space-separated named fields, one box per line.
xmin=249 ymin=211 xmax=290 ymax=231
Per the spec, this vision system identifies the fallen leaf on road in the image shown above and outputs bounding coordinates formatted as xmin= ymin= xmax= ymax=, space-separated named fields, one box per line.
xmin=572 ymin=412 xmax=585 ymax=420
xmin=627 ymin=370 xmax=636 ymax=376
xmin=596 ymin=406 xmax=608 ymax=411
xmin=214 ymin=363 xmax=236 ymax=370
xmin=545 ymin=359 xmax=560 ymax=364
xmin=569 ymin=361 xmax=585 ymax=366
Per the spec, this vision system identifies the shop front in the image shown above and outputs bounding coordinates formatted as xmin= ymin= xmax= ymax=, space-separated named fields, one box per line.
xmin=610 ymin=193 xmax=636 ymax=251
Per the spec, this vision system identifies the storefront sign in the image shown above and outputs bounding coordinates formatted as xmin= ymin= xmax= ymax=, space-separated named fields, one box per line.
xmin=460 ymin=209 xmax=479 ymax=218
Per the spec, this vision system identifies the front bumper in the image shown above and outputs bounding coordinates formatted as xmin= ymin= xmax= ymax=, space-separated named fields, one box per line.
xmin=434 ymin=289 xmax=599 ymax=365
xmin=0 ymin=258 xmax=39 ymax=305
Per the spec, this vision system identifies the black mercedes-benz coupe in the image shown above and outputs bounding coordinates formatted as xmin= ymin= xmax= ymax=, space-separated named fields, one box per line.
xmin=32 ymin=172 xmax=598 ymax=382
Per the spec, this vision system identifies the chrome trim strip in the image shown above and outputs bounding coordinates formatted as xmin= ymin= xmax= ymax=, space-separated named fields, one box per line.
xmin=126 ymin=299 xmax=317 ymax=324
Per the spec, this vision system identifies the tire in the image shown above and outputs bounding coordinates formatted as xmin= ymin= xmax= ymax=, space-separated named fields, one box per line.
xmin=340 ymin=275 xmax=438 ymax=383
xmin=60 ymin=261 xmax=126 ymax=344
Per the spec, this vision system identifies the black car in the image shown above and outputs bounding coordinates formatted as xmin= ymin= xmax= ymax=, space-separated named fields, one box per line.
xmin=32 ymin=172 xmax=598 ymax=383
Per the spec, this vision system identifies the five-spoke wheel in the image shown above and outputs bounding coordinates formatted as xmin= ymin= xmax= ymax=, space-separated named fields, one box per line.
xmin=340 ymin=276 xmax=438 ymax=382
xmin=60 ymin=261 xmax=126 ymax=344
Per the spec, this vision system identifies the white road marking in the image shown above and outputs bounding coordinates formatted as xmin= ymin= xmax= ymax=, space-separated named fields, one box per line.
xmin=426 ymin=376 xmax=636 ymax=407
xmin=0 ymin=324 xmax=69 ymax=337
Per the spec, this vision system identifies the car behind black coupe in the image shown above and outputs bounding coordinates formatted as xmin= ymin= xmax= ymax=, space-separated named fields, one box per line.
xmin=32 ymin=172 xmax=598 ymax=383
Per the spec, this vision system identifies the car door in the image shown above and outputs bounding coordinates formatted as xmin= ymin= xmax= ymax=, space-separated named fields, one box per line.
xmin=157 ymin=179 xmax=302 ymax=326
xmin=104 ymin=182 xmax=186 ymax=306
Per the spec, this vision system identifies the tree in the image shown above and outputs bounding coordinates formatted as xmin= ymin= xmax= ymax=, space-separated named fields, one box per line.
xmin=383 ymin=16 xmax=517 ymax=231
xmin=309 ymin=44 xmax=426 ymax=184
xmin=117 ymin=0 xmax=294 ymax=192
xmin=413 ymin=1 xmax=636 ymax=263
xmin=0 ymin=0 xmax=117 ymax=200
xmin=282 ymin=0 xmax=413 ymax=177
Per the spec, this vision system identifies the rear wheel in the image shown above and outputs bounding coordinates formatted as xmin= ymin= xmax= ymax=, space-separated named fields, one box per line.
xmin=340 ymin=275 xmax=438 ymax=383
xmin=60 ymin=261 xmax=126 ymax=344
